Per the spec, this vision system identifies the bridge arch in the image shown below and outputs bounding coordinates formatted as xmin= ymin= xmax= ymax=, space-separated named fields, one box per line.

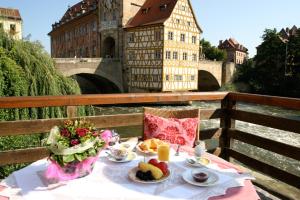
xmin=72 ymin=73 xmax=121 ymax=94
xmin=102 ymin=36 xmax=115 ymax=58
xmin=198 ymin=70 xmax=221 ymax=91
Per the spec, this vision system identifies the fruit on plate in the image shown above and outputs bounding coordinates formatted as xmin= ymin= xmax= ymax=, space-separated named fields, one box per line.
xmin=136 ymin=170 xmax=154 ymax=181
xmin=148 ymin=158 xmax=158 ymax=166
xmin=138 ymin=162 xmax=163 ymax=180
xmin=148 ymin=159 xmax=169 ymax=176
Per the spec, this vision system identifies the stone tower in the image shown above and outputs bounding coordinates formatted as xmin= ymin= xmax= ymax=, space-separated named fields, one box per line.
xmin=99 ymin=0 xmax=146 ymax=59
xmin=99 ymin=0 xmax=146 ymax=91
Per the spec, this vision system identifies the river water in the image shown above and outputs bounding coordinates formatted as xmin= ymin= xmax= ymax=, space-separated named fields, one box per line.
xmin=95 ymin=101 xmax=300 ymax=177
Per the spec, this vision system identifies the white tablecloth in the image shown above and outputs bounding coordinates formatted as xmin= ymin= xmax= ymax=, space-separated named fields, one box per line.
xmin=1 ymin=151 xmax=254 ymax=200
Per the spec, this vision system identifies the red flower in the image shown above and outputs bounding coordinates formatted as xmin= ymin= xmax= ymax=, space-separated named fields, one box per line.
xmin=60 ymin=128 xmax=71 ymax=138
xmin=70 ymin=139 xmax=80 ymax=146
xmin=76 ymin=128 xmax=88 ymax=137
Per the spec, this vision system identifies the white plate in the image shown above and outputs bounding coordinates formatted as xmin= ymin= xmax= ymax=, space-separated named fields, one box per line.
xmin=186 ymin=157 xmax=211 ymax=167
xmin=128 ymin=167 xmax=170 ymax=184
xmin=136 ymin=142 xmax=157 ymax=155
xmin=182 ymin=169 xmax=219 ymax=187
xmin=108 ymin=152 xmax=137 ymax=163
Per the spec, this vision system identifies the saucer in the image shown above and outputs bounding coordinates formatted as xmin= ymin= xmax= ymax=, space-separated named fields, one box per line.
xmin=108 ymin=152 xmax=137 ymax=163
xmin=182 ymin=169 xmax=219 ymax=187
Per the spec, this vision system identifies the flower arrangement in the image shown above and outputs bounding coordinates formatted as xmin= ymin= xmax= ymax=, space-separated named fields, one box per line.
xmin=45 ymin=119 xmax=105 ymax=180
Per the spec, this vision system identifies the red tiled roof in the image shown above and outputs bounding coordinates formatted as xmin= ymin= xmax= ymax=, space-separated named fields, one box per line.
xmin=0 ymin=7 xmax=22 ymax=20
xmin=219 ymin=38 xmax=248 ymax=52
xmin=59 ymin=0 xmax=98 ymax=24
xmin=125 ymin=0 xmax=177 ymax=28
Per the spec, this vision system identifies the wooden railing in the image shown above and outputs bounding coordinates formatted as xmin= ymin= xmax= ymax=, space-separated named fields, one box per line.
xmin=0 ymin=92 xmax=299 ymax=198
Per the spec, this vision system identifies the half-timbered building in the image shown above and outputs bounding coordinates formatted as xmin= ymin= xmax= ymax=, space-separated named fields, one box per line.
xmin=124 ymin=0 xmax=202 ymax=92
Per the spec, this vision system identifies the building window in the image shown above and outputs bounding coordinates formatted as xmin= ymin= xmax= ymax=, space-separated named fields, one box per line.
xmin=192 ymin=54 xmax=197 ymax=61
xmin=192 ymin=36 xmax=197 ymax=44
xmin=173 ymin=51 xmax=178 ymax=60
xmin=129 ymin=51 xmax=135 ymax=60
xmin=128 ymin=33 xmax=134 ymax=43
xmin=176 ymin=19 xmax=180 ymax=24
xmin=165 ymin=51 xmax=171 ymax=59
xmin=174 ymin=75 xmax=183 ymax=81
xmin=187 ymin=21 xmax=191 ymax=26
xmin=166 ymin=75 xmax=169 ymax=81
xmin=155 ymin=50 xmax=161 ymax=59
xmin=168 ymin=31 xmax=173 ymax=40
xmin=182 ymin=6 xmax=186 ymax=11
xmin=133 ymin=74 xmax=138 ymax=81
xmin=154 ymin=31 xmax=161 ymax=41
xmin=180 ymin=33 xmax=185 ymax=42
xmin=10 ymin=24 xmax=16 ymax=32
xmin=191 ymin=75 xmax=195 ymax=81
xmin=160 ymin=4 xmax=168 ymax=11
xmin=92 ymin=21 xmax=97 ymax=31
xmin=142 ymin=8 xmax=150 ymax=14
xmin=183 ymin=52 xmax=187 ymax=60
xmin=113 ymin=12 xmax=117 ymax=20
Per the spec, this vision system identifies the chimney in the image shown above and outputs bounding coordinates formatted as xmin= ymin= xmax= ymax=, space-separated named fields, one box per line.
xmin=219 ymin=40 xmax=223 ymax=46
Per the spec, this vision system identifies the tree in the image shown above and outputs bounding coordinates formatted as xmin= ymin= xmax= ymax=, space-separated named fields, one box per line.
xmin=200 ymin=39 xmax=227 ymax=61
xmin=232 ymin=28 xmax=300 ymax=97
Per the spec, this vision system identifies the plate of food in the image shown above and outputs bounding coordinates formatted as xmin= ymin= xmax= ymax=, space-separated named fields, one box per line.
xmin=182 ymin=169 xmax=219 ymax=187
xmin=136 ymin=138 xmax=166 ymax=155
xmin=186 ymin=157 xmax=211 ymax=167
xmin=128 ymin=159 xmax=170 ymax=184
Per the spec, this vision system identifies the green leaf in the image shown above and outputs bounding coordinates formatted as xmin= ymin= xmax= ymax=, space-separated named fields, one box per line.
xmin=63 ymin=154 xmax=75 ymax=163
xmin=88 ymin=148 xmax=96 ymax=156
xmin=74 ymin=153 xmax=83 ymax=162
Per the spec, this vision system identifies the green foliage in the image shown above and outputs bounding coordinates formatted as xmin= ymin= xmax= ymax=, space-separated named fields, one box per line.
xmin=0 ymin=30 xmax=94 ymax=178
xmin=232 ymin=28 xmax=300 ymax=97
xmin=200 ymin=39 xmax=227 ymax=61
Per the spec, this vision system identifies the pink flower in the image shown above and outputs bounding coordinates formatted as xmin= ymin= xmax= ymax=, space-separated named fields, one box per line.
xmin=70 ymin=139 xmax=80 ymax=146
xmin=100 ymin=130 xmax=112 ymax=144
xmin=61 ymin=128 xmax=71 ymax=138
xmin=76 ymin=128 xmax=88 ymax=137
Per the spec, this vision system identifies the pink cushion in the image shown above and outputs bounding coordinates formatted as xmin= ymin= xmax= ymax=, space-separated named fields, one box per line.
xmin=144 ymin=113 xmax=198 ymax=147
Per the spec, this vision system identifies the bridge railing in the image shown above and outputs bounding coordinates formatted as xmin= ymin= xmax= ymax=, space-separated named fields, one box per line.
xmin=0 ymin=92 xmax=299 ymax=198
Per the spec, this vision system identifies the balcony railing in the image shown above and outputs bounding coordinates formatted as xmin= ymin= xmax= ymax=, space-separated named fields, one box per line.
xmin=0 ymin=92 xmax=299 ymax=198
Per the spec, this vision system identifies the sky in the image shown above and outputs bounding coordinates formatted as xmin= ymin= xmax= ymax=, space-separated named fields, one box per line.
xmin=1 ymin=0 xmax=300 ymax=57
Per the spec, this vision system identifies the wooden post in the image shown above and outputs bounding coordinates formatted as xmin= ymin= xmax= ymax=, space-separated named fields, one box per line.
xmin=67 ymin=106 xmax=77 ymax=118
xmin=220 ymin=97 xmax=236 ymax=161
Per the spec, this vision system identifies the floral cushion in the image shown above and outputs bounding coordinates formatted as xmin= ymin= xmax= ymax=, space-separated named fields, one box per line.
xmin=144 ymin=113 xmax=199 ymax=147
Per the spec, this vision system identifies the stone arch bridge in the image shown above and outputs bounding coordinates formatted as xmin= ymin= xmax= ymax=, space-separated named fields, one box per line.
xmin=54 ymin=58 xmax=235 ymax=93
xmin=54 ymin=58 xmax=124 ymax=94
xmin=197 ymin=60 xmax=236 ymax=91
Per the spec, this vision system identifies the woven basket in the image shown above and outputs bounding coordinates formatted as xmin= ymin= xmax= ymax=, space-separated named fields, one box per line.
xmin=143 ymin=107 xmax=201 ymax=143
